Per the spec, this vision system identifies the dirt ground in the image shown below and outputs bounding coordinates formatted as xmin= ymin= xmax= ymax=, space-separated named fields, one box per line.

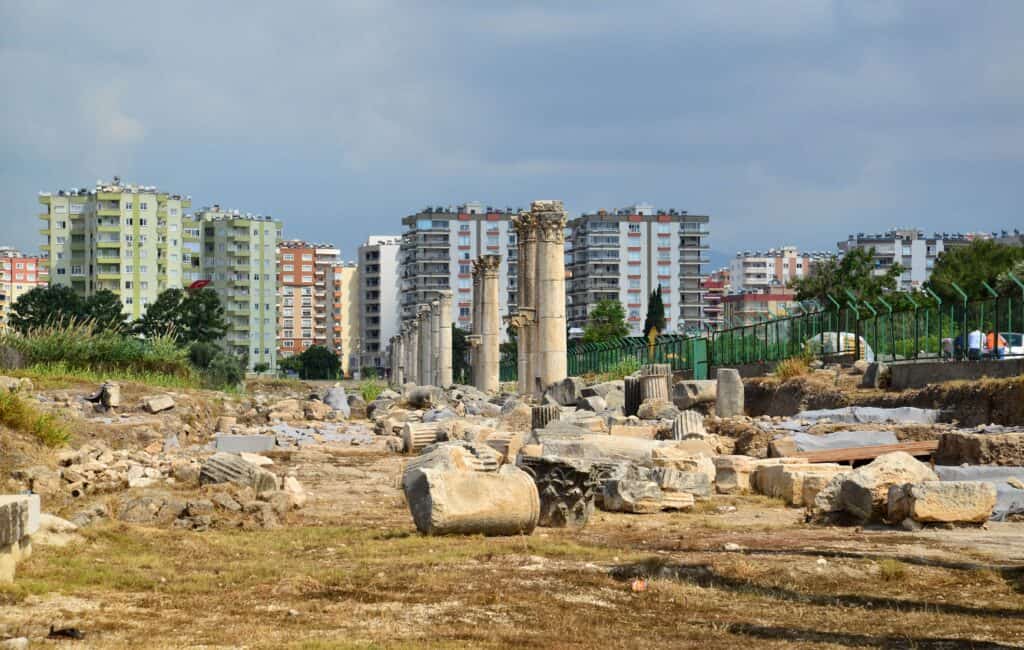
xmin=3 ymin=439 xmax=1024 ymax=649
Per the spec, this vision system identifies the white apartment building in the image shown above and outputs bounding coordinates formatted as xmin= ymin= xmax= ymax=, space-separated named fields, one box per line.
xmin=38 ymin=178 xmax=195 ymax=319
xmin=358 ymin=235 xmax=401 ymax=370
xmin=838 ymin=229 xmax=980 ymax=291
xmin=566 ymin=204 xmax=711 ymax=335
xmin=398 ymin=203 xmax=519 ymax=337
xmin=198 ymin=207 xmax=282 ymax=371
xmin=728 ymin=246 xmax=829 ymax=293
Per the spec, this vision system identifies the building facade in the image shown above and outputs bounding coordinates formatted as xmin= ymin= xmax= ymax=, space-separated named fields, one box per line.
xmin=198 ymin=207 xmax=281 ymax=371
xmin=398 ymin=203 xmax=519 ymax=336
xmin=722 ymin=287 xmax=799 ymax=327
xmin=566 ymin=204 xmax=711 ymax=335
xmin=276 ymin=240 xmax=346 ymax=359
xmin=325 ymin=261 xmax=360 ymax=376
xmin=701 ymin=267 xmax=729 ymax=330
xmin=358 ymin=235 xmax=401 ymax=371
xmin=38 ymin=178 xmax=194 ymax=319
xmin=728 ymin=246 xmax=827 ymax=293
xmin=0 ymin=248 xmax=48 ymax=329
xmin=837 ymin=229 xmax=985 ymax=291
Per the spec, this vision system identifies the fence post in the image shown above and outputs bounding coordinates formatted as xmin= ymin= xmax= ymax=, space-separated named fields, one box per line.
xmin=1008 ymin=273 xmax=1024 ymax=338
xmin=951 ymin=282 xmax=969 ymax=359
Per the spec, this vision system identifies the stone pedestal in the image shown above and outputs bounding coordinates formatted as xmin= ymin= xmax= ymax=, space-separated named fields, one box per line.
xmin=715 ymin=368 xmax=745 ymax=417
xmin=533 ymin=201 xmax=568 ymax=395
xmin=639 ymin=374 xmax=670 ymax=402
xmin=438 ymin=292 xmax=453 ymax=387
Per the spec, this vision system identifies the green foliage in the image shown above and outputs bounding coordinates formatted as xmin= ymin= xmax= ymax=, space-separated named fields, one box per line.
xmin=188 ymin=341 xmax=221 ymax=369
xmin=929 ymin=240 xmax=1024 ymax=300
xmin=9 ymin=286 xmax=127 ymax=334
xmin=294 ymin=345 xmax=341 ymax=380
xmin=591 ymin=357 xmax=640 ymax=382
xmin=360 ymin=366 xmax=379 ymax=379
xmin=15 ymin=362 xmax=198 ymax=390
xmin=997 ymin=259 xmax=1024 ymax=295
xmin=452 ymin=325 xmax=471 ymax=382
xmin=134 ymin=288 xmax=186 ymax=339
xmin=203 ymin=353 xmax=245 ymax=389
xmin=252 ymin=362 xmax=270 ymax=374
xmin=792 ymin=248 xmax=903 ymax=305
xmin=360 ymin=379 xmax=385 ymax=402
xmin=583 ymin=299 xmax=629 ymax=343
xmin=277 ymin=355 xmax=302 ymax=375
xmin=179 ymin=288 xmax=229 ymax=343
xmin=0 ymin=390 xmax=69 ymax=447
xmin=643 ymin=287 xmax=666 ymax=336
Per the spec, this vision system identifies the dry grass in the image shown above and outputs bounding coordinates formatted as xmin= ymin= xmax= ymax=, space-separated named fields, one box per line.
xmin=0 ymin=390 xmax=68 ymax=447
xmin=773 ymin=355 xmax=812 ymax=381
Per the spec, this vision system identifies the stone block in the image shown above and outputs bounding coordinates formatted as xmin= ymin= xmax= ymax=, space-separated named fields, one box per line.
xmin=714 ymin=368 xmax=744 ymax=417
xmin=651 ymin=467 xmax=712 ymax=498
xmin=671 ymin=411 xmax=707 ymax=439
xmin=143 ymin=394 xmax=175 ymax=413
xmin=887 ymin=481 xmax=997 ymax=524
xmin=837 ymin=452 xmax=938 ymax=522
xmin=200 ymin=453 xmax=278 ymax=494
xmin=215 ymin=416 xmax=237 ymax=432
xmin=754 ymin=463 xmax=845 ymax=506
xmin=404 ymin=464 xmax=539 ymax=535
xmin=323 ymin=386 xmax=351 ymax=417
xmin=602 ymin=479 xmax=663 ymax=514
xmin=935 ymin=431 xmax=1024 ymax=466
xmin=214 ymin=434 xmax=275 ymax=453
xmin=578 ymin=395 xmax=607 ymax=412
xmin=610 ymin=424 xmax=658 ymax=439
xmin=672 ymin=380 xmax=717 ymax=410
xmin=544 ymin=377 xmax=585 ymax=407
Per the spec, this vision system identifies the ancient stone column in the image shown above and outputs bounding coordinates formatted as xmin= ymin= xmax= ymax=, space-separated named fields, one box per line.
xmin=476 ymin=254 xmax=501 ymax=392
xmin=438 ymin=291 xmax=453 ymax=387
xmin=512 ymin=211 xmax=537 ymax=396
xmin=402 ymin=421 xmax=444 ymax=453
xmin=531 ymin=404 xmax=560 ymax=431
xmin=470 ymin=261 xmax=482 ymax=386
xmin=624 ymin=376 xmax=641 ymax=417
xmin=394 ymin=335 xmax=405 ymax=386
xmin=418 ymin=305 xmax=431 ymax=386
xmin=405 ymin=325 xmax=418 ymax=387
xmin=430 ymin=299 xmax=441 ymax=386
xmin=532 ymin=201 xmax=568 ymax=396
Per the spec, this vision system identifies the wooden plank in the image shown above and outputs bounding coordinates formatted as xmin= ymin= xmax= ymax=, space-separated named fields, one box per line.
xmin=792 ymin=440 xmax=939 ymax=464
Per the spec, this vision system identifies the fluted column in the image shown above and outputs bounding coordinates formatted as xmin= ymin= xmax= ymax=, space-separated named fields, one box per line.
xmin=394 ymin=334 xmax=404 ymax=385
xmin=512 ymin=211 xmax=537 ymax=396
xmin=429 ymin=299 xmax=441 ymax=386
xmin=417 ymin=305 xmax=431 ymax=385
xmin=477 ymin=254 xmax=501 ymax=392
xmin=405 ymin=324 xmax=418 ymax=386
xmin=438 ymin=291 xmax=453 ymax=387
xmin=533 ymin=200 xmax=568 ymax=395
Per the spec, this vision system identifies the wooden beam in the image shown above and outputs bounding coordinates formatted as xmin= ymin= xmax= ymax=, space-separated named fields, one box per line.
xmin=791 ymin=440 xmax=939 ymax=464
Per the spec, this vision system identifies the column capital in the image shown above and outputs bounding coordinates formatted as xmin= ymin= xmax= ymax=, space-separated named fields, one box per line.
xmin=475 ymin=254 xmax=501 ymax=277
xmin=512 ymin=211 xmax=537 ymax=240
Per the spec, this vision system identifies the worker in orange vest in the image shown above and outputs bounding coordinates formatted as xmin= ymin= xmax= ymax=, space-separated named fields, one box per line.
xmin=987 ymin=332 xmax=1008 ymax=359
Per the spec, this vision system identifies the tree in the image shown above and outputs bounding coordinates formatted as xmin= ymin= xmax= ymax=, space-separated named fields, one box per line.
xmin=583 ymin=299 xmax=629 ymax=343
xmin=928 ymin=240 xmax=1024 ymax=301
xmin=452 ymin=325 xmax=471 ymax=382
xmin=134 ymin=288 xmax=185 ymax=339
xmin=9 ymin=286 xmax=85 ymax=333
xmin=791 ymin=248 xmax=903 ymax=305
xmin=85 ymin=289 xmax=127 ymax=332
xmin=178 ymin=288 xmax=228 ymax=344
xmin=296 ymin=345 xmax=340 ymax=379
xmin=642 ymin=286 xmax=666 ymax=336
xmin=997 ymin=259 xmax=1024 ymax=296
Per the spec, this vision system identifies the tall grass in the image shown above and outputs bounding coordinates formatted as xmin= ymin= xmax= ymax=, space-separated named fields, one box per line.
xmin=360 ymin=379 xmax=385 ymax=403
xmin=0 ymin=390 xmax=69 ymax=447
xmin=774 ymin=354 xmax=812 ymax=381
xmin=0 ymin=322 xmax=194 ymax=381
xmin=589 ymin=357 xmax=642 ymax=383
xmin=16 ymin=362 xmax=199 ymax=390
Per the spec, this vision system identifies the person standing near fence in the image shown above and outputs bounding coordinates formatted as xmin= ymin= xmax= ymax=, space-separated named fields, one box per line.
xmin=967 ymin=328 xmax=983 ymax=361
xmin=987 ymin=331 xmax=1008 ymax=359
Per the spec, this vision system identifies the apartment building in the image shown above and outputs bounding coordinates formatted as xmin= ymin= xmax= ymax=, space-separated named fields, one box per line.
xmin=837 ymin=229 xmax=984 ymax=291
xmin=722 ymin=287 xmax=799 ymax=327
xmin=325 ymin=261 xmax=360 ymax=376
xmin=398 ymin=203 xmax=519 ymax=335
xmin=276 ymin=240 xmax=346 ymax=359
xmin=566 ymin=203 xmax=711 ymax=335
xmin=0 ymin=248 xmax=48 ymax=329
xmin=198 ymin=207 xmax=281 ymax=371
xmin=357 ymin=236 xmax=400 ymax=371
xmin=701 ymin=268 xmax=729 ymax=330
xmin=38 ymin=178 xmax=194 ymax=319
xmin=728 ymin=246 xmax=828 ymax=293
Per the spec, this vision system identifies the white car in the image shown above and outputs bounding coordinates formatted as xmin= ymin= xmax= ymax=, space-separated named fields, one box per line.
xmin=999 ymin=332 xmax=1024 ymax=356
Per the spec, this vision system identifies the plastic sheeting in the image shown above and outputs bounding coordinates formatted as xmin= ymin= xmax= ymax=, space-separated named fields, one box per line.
xmin=935 ymin=465 xmax=1024 ymax=521
xmin=785 ymin=430 xmax=899 ymax=452
xmin=795 ymin=406 xmax=940 ymax=425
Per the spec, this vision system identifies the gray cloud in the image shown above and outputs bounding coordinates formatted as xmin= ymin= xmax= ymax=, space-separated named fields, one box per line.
xmin=2 ymin=1 xmax=1022 ymax=263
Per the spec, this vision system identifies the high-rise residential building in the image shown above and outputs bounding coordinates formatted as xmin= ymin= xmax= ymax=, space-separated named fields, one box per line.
xmin=837 ymin=229 xmax=983 ymax=291
xmin=566 ymin=203 xmax=711 ymax=335
xmin=358 ymin=235 xmax=401 ymax=370
xmin=722 ymin=286 xmax=799 ymax=327
xmin=398 ymin=203 xmax=519 ymax=335
xmin=701 ymin=268 xmax=729 ymax=330
xmin=728 ymin=246 xmax=828 ymax=293
xmin=198 ymin=206 xmax=281 ymax=371
xmin=325 ymin=261 xmax=360 ymax=377
xmin=38 ymin=178 xmax=194 ymax=318
xmin=276 ymin=240 xmax=347 ymax=359
xmin=0 ymin=248 xmax=48 ymax=330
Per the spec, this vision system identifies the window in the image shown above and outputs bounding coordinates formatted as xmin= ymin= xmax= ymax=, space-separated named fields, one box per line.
xmin=658 ymin=249 xmax=671 ymax=260
xmin=15 ymin=263 xmax=23 ymax=269
xmin=459 ymin=224 xmax=470 ymax=232
xmin=283 ymin=330 xmax=294 ymax=339
xmin=459 ymin=264 xmax=470 ymax=274
xmin=302 ymin=275 xmax=312 ymax=283
xmin=459 ymin=307 xmax=470 ymax=318
xmin=656 ymin=223 xmax=671 ymax=234
xmin=139 ymin=202 xmax=148 ymax=210
xmin=140 ymin=218 xmax=148 ymax=226
xmin=628 ymin=278 xmax=641 ymax=289
xmin=141 ymin=281 xmax=149 ymax=289
xmin=283 ymin=253 xmax=294 ymax=261
xmin=283 ymin=264 xmax=293 ymax=272
xmin=458 ymin=235 xmax=470 ymax=246
xmin=124 ymin=281 xmax=133 ymax=289
xmin=628 ymin=251 xmax=641 ymax=262
xmin=458 ymin=278 xmax=471 ymax=289
xmin=301 ymin=264 xmax=312 ymax=272
xmin=283 ymin=275 xmax=294 ymax=282
xmin=71 ymin=265 xmax=82 ymax=275
xmin=283 ymin=339 xmax=293 ymax=347
xmin=302 ymin=254 xmax=312 ymax=261
xmin=125 ymin=202 xmax=133 ymax=209
xmin=628 ymin=223 xmax=641 ymax=233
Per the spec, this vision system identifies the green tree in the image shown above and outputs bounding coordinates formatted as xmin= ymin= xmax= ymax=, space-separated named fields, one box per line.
xmin=452 ymin=325 xmax=471 ymax=382
xmin=204 ymin=352 xmax=245 ymax=388
xmin=178 ymin=288 xmax=228 ymax=344
xmin=642 ymin=286 xmax=666 ymax=336
xmin=9 ymin=286 xmax=85 ymax=333
xmin=583 ymin=299 xmax=629 ymax=343
xmin=188 ymin=340 xmax=221 ymax=369
xmin=84 ymin=289 xmax=127 ymax=332
xmin=792 ymin=248 xmax=903 ymax=305
xmin=134 ymin=288 xmax=185 ymax=339
xmin=997 ymin=259 xmax=1024 ymax=296
xmin=928 ymin=240 xmax=1024 ymax=301
xmin=296 ymin=345 xmax=340 ymax=379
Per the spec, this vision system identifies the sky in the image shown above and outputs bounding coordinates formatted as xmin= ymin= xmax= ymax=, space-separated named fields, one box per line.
xmin=2 ymin=1 xmax=1022 ymax=267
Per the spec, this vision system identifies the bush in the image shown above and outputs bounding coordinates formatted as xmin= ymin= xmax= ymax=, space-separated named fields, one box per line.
xmin=0 ymin=391 xmax=69 ymax=447
xmin=203 ymin=352 xmax=245 ymax=389
xmin=360 ymin=380 xmax=385 ymax=403
xmin=877 ymin=558 xmax=906 ymax=582
xmin=774 ymin=356 xmax=811 ymax=381
xmin=189 ymin=341 xmax=221 ymax=370
xmin=253 ymin=362 xmax=270 ymax=374
xmin=591 ymin=357 xmax=641 ymax=382
xmin=360 ymin=366 xmax=379 ymax=380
